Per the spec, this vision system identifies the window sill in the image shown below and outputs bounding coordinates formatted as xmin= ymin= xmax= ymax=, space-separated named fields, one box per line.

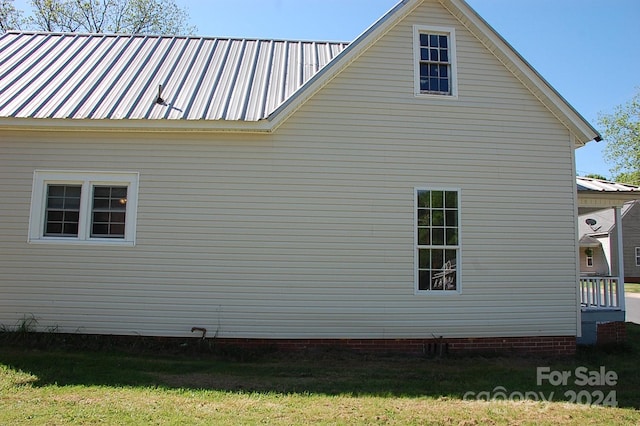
xmin=28 ymin=237 xmax=135 ymax=247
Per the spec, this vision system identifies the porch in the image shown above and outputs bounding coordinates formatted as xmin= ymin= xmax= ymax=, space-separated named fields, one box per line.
xmin=576 ymin=177 xmax=639 ymax=344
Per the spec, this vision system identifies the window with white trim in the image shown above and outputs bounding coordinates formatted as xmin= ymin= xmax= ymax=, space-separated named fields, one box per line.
xmin=29 ymin=171 xmax=139 ymax=245
xmin=413 ymin=25 xmax=457 ymax=97
xmin=416 ymin=189 xmax=460 ymax=292
xmin=586 ymin=252 xmax=594 ymax=268
xmin=636 ymin=247 xmax=640 ymax=267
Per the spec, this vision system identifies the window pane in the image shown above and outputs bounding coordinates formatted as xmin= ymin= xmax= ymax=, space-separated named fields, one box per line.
xmin=445 ymin=191 xmax=457 ymax=208
xmin=93 ymin=187 xmax=111 ymax=197
xmin=429 ymin=34 xmax=438 ymax=47
xmin=417 ymin=191 xmax=430 ymax=208
xmin=430 ymin=49 xmax=439 ymax=62
xmin=441 ymin=50 xmax=448 ymax=63
xmin=446 ymin=228 xmax=458 ymax=245
xmin=445 ymin=210 xmax=457 ymax=227
xmin=440 ymin=79 xmax=449 ymax=94
xmin=63 ymin=222 xmax=79 ymax=235
xmin=418 ymin=209 xmax=430 ymax=226
xmin=420 ymin=33 xmax=429 ymax=46
xmin=432 ymin=228 xmax=444 ymax=245
xmin=421 ymin=47 xmax=429 ymax=60
xmin=419 ymin=271 xmax=431 ymax=291
xmin=418 ymin=228 xmax=430 ymax=245
xmin=439 ymin=35 xmax=448 ymax=48
xmin=431 ymin=249 xmax=443 ymax=270
xmin=419 ymin=249 xmax=430 ymax=268
xmin=432 ymin=191 xmax=443 ymax=208
xmin=432 ymin=210 xmax=444 ymax=226
xmin=46 ymin=222 xmax=62 ymax=234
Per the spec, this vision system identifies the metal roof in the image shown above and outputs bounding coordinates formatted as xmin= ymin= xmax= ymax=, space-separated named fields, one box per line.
xmin=0 ymin=32 xmax=348 ymax=121
xmin=576 ymin=176 xmax=640 ymax=193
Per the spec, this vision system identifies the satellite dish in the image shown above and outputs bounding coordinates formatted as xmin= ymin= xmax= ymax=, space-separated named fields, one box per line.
xmin=585 ymin=218 xmax=597 ymax=226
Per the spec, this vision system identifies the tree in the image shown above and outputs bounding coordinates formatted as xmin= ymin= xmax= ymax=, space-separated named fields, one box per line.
xmin=598 ymin=89 xmax=640 ymax=185
xmin=28 ymin=0 xmax=195 ymax=34
xmin=584 ymin=173 xmax=608 ymax=181
xmin=1 ymin=0 xmax=24 ymax=32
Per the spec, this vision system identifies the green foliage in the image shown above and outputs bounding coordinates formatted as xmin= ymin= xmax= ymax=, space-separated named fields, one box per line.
xmin=598 ymin=89 xmax=640 ymax=185
xmin=584 ymin=173 xmax=608 ymax=181
xmin=26 ymin=0 xmax=196 ymax=34
xmin=0 ymin=0 xmax=25 ymax=32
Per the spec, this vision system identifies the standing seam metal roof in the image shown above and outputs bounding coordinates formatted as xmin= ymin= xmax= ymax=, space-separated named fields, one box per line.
xmin=0 ymin=32 xmax=348 ymax=121
xmin=576 ymin=176 xmax=640 ymax=193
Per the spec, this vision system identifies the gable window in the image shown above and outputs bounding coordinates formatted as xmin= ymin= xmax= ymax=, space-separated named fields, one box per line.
xmin=413 ymin=25 xmax=457 ymax=97
xmin=586 ymin=251 xmax=594 ymax=268
xmin=29 ymin=171 xmax=139 ymax=245
xmin=416 ymin=189 xmax=461 ymax=293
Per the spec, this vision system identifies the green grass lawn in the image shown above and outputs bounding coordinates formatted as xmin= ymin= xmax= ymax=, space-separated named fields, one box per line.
xmin=1 ymin=326 xmax=640 ymax=425
xmin=625 ymin=283 xmax=640 ymax=293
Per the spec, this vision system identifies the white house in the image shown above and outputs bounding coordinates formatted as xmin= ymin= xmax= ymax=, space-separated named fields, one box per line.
xmin=576 ymin=177 xmax=640 ymax=344
xmin=0 ymin=0 xmax=602 ymax=355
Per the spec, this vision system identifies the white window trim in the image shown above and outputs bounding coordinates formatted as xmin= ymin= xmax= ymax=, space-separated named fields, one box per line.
xmin=414 ymin=187 xmax=462 ymax=295
xmin=636 ymin=247 xmax=640 ymax=267
xmin=28 ymin=170 xmax=139 ymax=246
xmin=413 ymin=25 xmax=458 ymax=99
xmin=586 ymin=253 xmax=594 ymax=268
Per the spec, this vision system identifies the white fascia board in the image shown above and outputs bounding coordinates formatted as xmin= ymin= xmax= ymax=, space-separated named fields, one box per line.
xmin=441 ymin=0 xmax=601 ymax=146
xmin=0 ymin=117 xmax=273 ymax=133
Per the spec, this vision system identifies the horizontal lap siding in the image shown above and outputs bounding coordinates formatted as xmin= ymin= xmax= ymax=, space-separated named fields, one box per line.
xmin=0 ymin=0 xmax=578 ymax=338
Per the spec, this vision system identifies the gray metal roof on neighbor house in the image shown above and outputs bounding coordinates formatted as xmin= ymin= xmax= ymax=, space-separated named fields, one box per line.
xmin=576 ymin=176 xmax=640 ymax=193
xmin=0 ymin=32 xmax=348 ymax=121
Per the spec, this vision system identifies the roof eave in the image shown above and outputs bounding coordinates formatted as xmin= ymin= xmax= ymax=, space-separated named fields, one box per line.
xmin=0 ymin=117 xmax=273 ymax=133
xmin=439 ymin=0 xmax=601 ymax=147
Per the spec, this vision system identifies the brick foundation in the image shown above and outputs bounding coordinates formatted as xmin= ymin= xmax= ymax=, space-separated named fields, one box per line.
xmin=213 ymin=335 xmax=576 ymax=356
xmin=4 ymin=332 xmax=576 ymax=356
xmin=596 ymin=321 xmax=626 ymax=345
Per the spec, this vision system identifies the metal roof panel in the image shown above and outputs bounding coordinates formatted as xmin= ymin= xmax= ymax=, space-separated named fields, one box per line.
xmin=0 ymin=32 xmax=348 ymax=122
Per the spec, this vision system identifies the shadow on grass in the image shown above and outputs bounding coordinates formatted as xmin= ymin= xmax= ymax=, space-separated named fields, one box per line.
xmin=1 ymin=324 xmax=639 ymax=408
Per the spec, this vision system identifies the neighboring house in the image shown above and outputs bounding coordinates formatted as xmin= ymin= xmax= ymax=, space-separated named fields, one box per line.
xmin=0 ymin=0 xmax=602 ymax=355
xmin=578 ymin=178 xmax=640 ymax=282
xmin=576 ymin=177 xmax=640 ymax=345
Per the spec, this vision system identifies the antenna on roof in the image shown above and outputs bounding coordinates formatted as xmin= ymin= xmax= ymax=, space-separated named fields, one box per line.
xmin=156 ymin=84 xmax=165 ymax=105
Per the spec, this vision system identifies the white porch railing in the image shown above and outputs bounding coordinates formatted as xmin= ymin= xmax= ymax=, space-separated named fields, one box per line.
xmin=580 ymin=276 xmax=620 ymax=310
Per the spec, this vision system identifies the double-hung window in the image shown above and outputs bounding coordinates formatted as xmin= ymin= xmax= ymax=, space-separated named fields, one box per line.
xmin=413 ymin=25 xmax=457 ymax=97
xmin=416 ymin=189 xmax=460 ymax=292
xmin=636 ymin=247 xmax=640 ymax=267
xmin=29 ymin=171 xmax=139 ymax=245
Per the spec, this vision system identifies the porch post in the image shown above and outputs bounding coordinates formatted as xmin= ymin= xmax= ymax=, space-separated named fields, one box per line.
xmin=615 ymin=206 xmax=625 ymax=311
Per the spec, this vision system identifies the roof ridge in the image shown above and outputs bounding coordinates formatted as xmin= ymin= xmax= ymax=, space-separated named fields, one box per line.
xmin=2 ymin=30 xmax=350 ymax=45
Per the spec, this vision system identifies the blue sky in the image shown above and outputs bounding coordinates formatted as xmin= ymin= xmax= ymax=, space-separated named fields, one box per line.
xmin=13 ymin=0 xmax=639 ymax=178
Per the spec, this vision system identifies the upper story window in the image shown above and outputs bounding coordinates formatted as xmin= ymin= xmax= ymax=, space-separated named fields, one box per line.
xmin=415 ymin=189 xmax=461 ymax=293
xmin=413 ymin=25 xmax=457 ymax=98
xmin=29 ymin=171 xmax=139 ymax=246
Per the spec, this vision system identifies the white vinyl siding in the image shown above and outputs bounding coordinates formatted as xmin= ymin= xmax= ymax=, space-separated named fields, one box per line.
xmin=0 ymin=0 xmax=579 ymax=339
